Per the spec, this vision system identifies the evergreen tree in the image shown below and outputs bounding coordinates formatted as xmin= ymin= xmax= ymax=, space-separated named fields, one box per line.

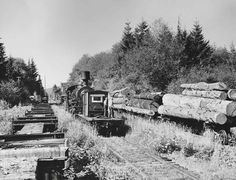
xmin=176 ymin=20 xmax=188 ymax=69
xmin=134 ymin=21 xmax=150 ymax=47
xmin=0 ymin=39 xmax=7 ymax=81
xmin=229 ymin=43 xmax=236 ymax=69
xmin=5 ymin=57 xmax=28 ymax=81
xmin=121 ymin=22 xmax=135 ymax=52
xmin=28 ymin=59 xmax=38 ymax=80
xmin=176 ymin=20 xmax=188 ymax=46
xmin=184 ymin=22 xmax=213 ymax=68
xmin=25 ymin=59 xmax=39 ymax=94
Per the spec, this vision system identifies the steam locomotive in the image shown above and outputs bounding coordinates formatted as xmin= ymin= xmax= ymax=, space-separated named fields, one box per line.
xmin=65 ymin=71 xmax=125 ymax=135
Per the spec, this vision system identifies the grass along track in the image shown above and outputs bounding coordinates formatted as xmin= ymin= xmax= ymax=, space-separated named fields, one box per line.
xmin=52 ymin=106 xmax=236 ymax=179
xmin=102 ymin=136 xmax=200 ymax=180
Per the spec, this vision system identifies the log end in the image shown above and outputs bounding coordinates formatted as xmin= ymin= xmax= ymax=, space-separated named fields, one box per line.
xmin=228 ymin=89 xmax=236 ymax=101
xmin=215 ymin=113 xmax=227 ymax=125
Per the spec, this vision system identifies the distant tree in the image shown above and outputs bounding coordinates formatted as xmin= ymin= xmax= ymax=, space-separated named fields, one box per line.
xmin=209 ymin=47 xmax=230 ymax=66
xmin=0 ymin=80 xmax=21 ymax=107
xmin=36 ymin=75 xmax=45 ymax=96
xmin=184 ymin=22 xmax=213 ymax=68
xmin=24 ymin=59 xmax=39 ymax=94
xmin=28 ymin=59 xmax=38 ymax=80
xmin=110 ymin=43 xmax=125 ymax=78
xmin=52 ymin=84 xmax=58 ymax=93
xmin=5 ymin=57 xmax=28 ymax=82
xmin=52 ymin=84 xmax=61 ymax=100
xmin=229 ymin=43 xmax=236 ymax=70
xmin=69 ymin=54 xmax=91 ymax=84
xmin=175 ymin=20 xmax=188 ymax=69
xmin=134 ymin=20 xmax=150 ymax=47
xmin=121 ymin=22 xmax=135 ymax=53
xmin=0 ymin=39 xmax=7 ymax=81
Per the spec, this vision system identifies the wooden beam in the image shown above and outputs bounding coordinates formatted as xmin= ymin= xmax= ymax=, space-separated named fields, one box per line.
xmin=4 ymin=138 xmax=66 ymax=148
xmin=0 ymin=132 xmax=64 ymax=141
xmin=13 ymin=119 xmax=58 ymax=124
xmin=17 ymin=123 xmax=44 ymax=135
xmin=0 ymin=146 xmax=68 ymax=158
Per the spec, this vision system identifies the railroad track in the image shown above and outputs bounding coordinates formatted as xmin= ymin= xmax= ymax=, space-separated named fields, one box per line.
xmin=103 ymin=137 xmax=200 ymax=180
xmin=0 ymin=103 xmax=68 ymax=180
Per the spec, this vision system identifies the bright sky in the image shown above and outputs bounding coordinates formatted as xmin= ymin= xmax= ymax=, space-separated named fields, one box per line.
xmin=0 ymin=0 xmax=236 ymax=88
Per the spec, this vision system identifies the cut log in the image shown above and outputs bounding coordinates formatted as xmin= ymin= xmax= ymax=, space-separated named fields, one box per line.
xmin=158 ymin=105 xmax=227 ymax=124
xmin=112 ymin=97 xmax=128 ymax=104
xmin=110 ymin=87 xmax=128 ymax=97
xmin=110 ymin=87 xmax=135 ymax=98
xmin=133 ymin=92 xmax=163 ymax=101
xmin=228 ymin=89 xmax=236 ymax=100
xmin=112 ymin=104 xmax=155 ymax=116
xmin=182 ymin=89 xmax=227 ymax=100
xmin=163 ymin=94 xmax=236 ymax=117
xmin=180 ymin=82 xmax=228 ymax=91
xmin=230 ymin=127 xmax=236 ymax=136
xmin=127 ymin=99 xmax=159 ymax=111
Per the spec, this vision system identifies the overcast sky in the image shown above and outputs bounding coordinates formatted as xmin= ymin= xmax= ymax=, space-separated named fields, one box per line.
xmin=0 ymin=0 xmax=236 ymax=88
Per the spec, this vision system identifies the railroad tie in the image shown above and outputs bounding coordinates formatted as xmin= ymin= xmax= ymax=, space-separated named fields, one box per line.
xmin=17 ymin=123 xmax=44 ymax=134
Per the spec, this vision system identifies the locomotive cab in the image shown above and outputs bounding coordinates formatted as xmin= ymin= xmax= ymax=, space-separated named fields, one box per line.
xmin=82 ymin=90 xmax=108 ymax=117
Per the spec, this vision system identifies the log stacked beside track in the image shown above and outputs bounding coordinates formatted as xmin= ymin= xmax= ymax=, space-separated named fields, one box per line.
xmin=158 ymin=82 xmax=236 ymax=125
xmin=0 ymin=103 xmax=68 ymax=180
xmin=110 ymin=88 xmax=163 ymax=116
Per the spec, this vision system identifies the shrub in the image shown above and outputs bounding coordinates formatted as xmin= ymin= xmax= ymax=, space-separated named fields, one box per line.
xmin=154 ymin=138 xmax=181 ymax=154
xmin=64 ymin=145 xmax=101 ymax=180
xmin=0 ymin=105 xmax=30 ymax=135
xmin=167 ymin=64 xmax=236 ymax=93
xmin=0 ymin=100 xmax=8 ymax=110
xmin=183 ymin=143 xmax=198 ymax=157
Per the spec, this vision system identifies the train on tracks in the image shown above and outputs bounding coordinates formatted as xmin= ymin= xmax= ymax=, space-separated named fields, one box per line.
xmin=65 ymin=71 xmax=125 ymax=136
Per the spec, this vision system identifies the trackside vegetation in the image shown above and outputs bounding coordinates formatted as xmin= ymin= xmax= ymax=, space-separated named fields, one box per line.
xmin=0 ymin=39 xmax=45 ymax=107
xmin=69 ymin=19 xmax=236 ymax=94
xmin=53 ymin=106 xmax=236 ymax=180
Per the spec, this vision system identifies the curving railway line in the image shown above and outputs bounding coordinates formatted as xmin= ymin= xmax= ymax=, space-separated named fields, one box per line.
xmin=103 ymin=137 xmax=200 ymax=180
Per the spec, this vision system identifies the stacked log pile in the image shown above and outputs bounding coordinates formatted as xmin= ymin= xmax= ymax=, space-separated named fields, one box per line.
xmin=110 ymin=88 xmax=163 ymax=116
xmin=158 ymin=82 xmax=236 ymax=125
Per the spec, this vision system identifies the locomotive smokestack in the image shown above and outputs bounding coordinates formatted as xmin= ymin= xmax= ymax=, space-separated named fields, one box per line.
xmin=81 ymin=71 xmax=90 ymax=86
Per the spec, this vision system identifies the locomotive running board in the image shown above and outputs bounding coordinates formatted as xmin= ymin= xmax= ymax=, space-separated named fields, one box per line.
xmin=77 ymin=114 xmax=125 ymax=123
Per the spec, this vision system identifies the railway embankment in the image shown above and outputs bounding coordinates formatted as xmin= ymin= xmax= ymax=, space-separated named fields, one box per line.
xmin=1 ymin=105 xmax=236 ymax=179
xmin=53 ymin=105 xmax=236 ymax=179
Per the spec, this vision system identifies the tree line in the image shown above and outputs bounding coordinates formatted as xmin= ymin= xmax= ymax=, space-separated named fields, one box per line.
xmin=69 ymin=18 xmax=236 ymax=93
xmin=0 ymin=39 xmax=44 ymax=107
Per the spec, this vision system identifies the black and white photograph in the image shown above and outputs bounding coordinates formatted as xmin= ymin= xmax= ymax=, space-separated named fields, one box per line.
xmin=0 ymin=0 xmax=236 ymax=179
